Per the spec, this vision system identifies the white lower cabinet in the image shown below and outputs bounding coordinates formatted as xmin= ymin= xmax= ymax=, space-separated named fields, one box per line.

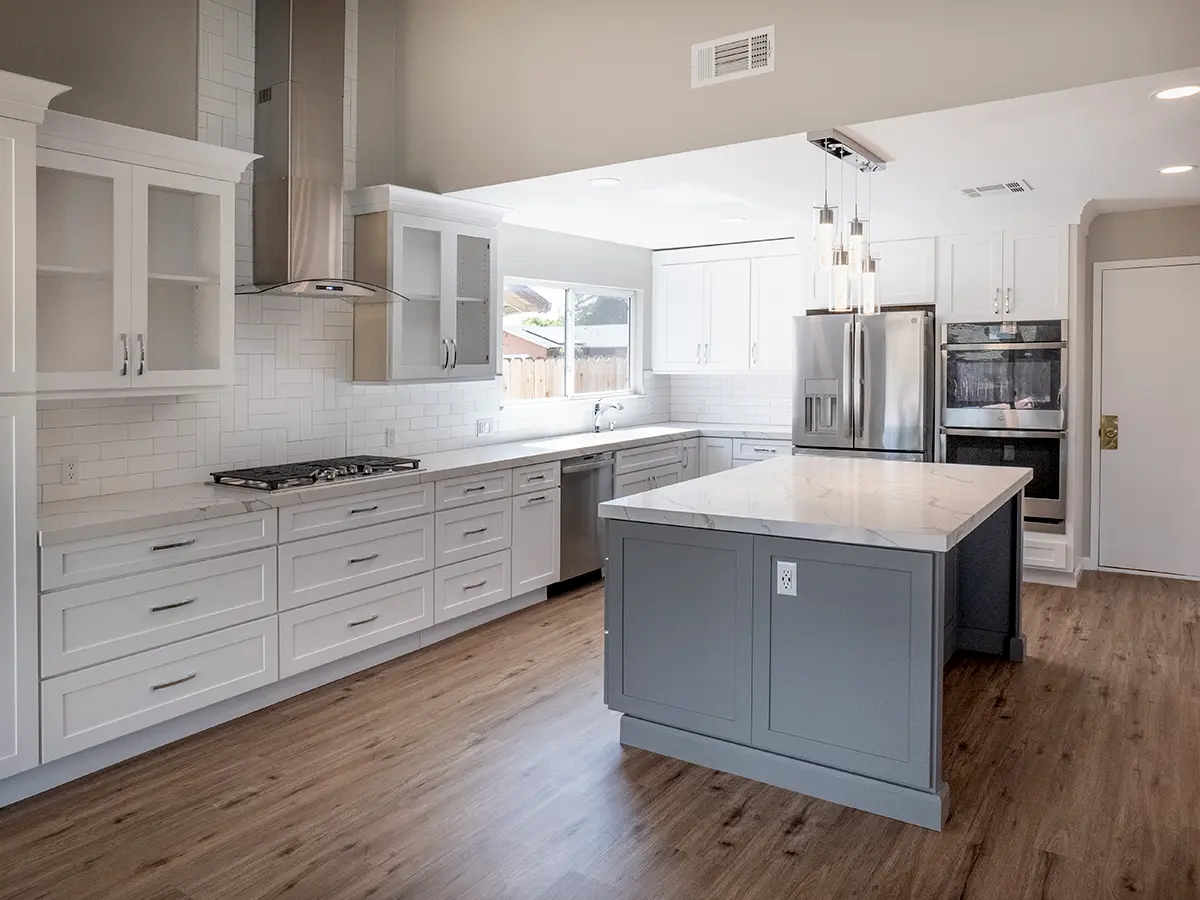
xmin=278 ymin=572 xmax=435 ymax=678
xmin=40 ymin=618 xmax=278 ymax=762
xmin=614 ymin=441 xmax=683 ymax=476
xmin=1023 ymin=533 xmax=1070 ymax=572
xmin=698 ymin=438 xmax=733 ymax=476
xmin=732 ymin=438 xmax=791 ymax=461
xmin=511 ymin=488 xmax=560 ymax=594
xmin=278 ymin=515 xmax=434 ymax=610
xmin=434 ymin=497 xmax=512 ymax=567
xmin=679 ymin=439 xmax=702 ymax=480
xmin=434 ymin=550 xmax=512 ymax=624
xmin=277 ymin=482 xmax=433 ymax=542
xmin=41 ymin=548 xmax=277 ymax=677
xmin=614 ymin=462 xmax=684 ymax=498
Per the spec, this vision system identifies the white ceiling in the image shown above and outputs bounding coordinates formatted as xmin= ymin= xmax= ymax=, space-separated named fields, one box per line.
xmin=451 ymin=67 xmax=1200 ymax=249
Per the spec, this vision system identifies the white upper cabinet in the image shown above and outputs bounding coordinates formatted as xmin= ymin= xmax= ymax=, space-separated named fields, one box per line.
xmin=704 ymin=259 xmax=751 ymax=370
xmin=34 ymin=111 xmax=255 ymax=395
xmin=938 ymin=227 xmax=1067 ymax=321
xmin=869 ymin=238 xmax=936 ymax=307
xmin=0 ymin=71 xmax=69 ymax=395
xmin=347 ymin=185 xmax=506 ymax=384
xmin=751 ymin=254 xmax=807 ymax=371
xmin=654 ymin=263 xmax=706 ymax=371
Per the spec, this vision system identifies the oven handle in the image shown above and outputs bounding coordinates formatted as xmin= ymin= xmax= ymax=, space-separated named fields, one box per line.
xmin=941 ymin=427 xmax=1066 ymax=439
xmin=940 ymin=341 xmax=1067 ymax=351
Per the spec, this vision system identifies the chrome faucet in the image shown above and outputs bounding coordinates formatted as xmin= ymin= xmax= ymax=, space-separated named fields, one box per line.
xmin=593 ymin=398 xmax=624 ymax=433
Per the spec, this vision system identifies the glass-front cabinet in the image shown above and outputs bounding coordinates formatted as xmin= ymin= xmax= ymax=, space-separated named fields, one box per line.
xmin=34 ymin=111 xmax=254 ymax=395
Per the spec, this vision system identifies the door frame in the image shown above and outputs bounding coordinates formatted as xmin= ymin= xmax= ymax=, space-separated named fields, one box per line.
xmin=1090 ymin=255 xmax=1200 ymax=578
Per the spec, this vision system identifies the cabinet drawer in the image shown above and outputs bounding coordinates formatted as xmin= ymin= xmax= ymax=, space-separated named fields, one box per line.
xmin=434 ymin=497 xmax=512 ymax=567
xmin=434 ymin=550 xmax=511 ymax=624
xmin=435 ymin=469 xmax=512 ymax=510
xmin=614 ymin=441 xmax=683 ymax=476
xmin=41 ymin=510 xmax=278 ymax=591
xmin=278 ymin=571 xmax=434 ymax=678
xmin=512 ymin=461 xmax=560 ymax=495
xmin=732 ymin=439 xmax=791 ymax=461
xmin=41 ymin=548 xmax=277 ymax=677
xmin=40 ymin=619 xmax=278 ymax=762
xmin=1024 ymin=534 xmax=1069 ymax=571
xmin=278 ymin=515 xmax=434 ymax=611
xmin=512 ymin=489 xmax=560 ymax=594
xmin=278 ymin=481 xmax=433 ymax=542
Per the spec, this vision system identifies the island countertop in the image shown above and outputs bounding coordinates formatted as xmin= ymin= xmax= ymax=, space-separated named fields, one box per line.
xmin=598 ymin=455 xmax=1032 ymax=552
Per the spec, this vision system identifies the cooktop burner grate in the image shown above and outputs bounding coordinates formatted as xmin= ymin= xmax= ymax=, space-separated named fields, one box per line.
xmin=211 ymin=456 xmax=420 ymax=491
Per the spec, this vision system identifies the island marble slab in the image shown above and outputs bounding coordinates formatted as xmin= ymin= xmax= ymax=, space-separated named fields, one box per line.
xmin=598 ymin=455 xmax=1032 ymax=553
xmin=37 ymin=423 xmax=791 ymax=545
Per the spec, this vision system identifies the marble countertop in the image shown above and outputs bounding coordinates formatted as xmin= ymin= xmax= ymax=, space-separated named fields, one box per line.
xmin=598 ymin=455 xmax=1032 ymax=552
xmin=38 ymin=422 xmax=791 ymax=545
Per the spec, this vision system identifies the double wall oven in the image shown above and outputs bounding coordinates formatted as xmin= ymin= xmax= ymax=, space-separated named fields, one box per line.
xmin=940 ymin=321 xmax=1067 ymax=532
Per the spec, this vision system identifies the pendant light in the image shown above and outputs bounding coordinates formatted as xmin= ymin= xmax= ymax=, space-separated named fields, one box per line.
xmin=830 ymin=160 xmax=851 ymax=311
xmin=860 ymin=167 xmax=880 ymax=315
xmin=846 ymin=165 xmax=866 ymax=282
xmin=813 ymin=150 xmax=836 ymax=270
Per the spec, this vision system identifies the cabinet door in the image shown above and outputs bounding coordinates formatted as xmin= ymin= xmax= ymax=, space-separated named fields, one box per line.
xmin=699 ymin=438 xmax=733 ymax=476
xmin=751 ymin=255 xmax=805 ymax=371
xmin=648 ymin=462 xmax=683 ymax=489
xmin=35 ymin=148 xmax=133 ymax=392
xmin=704 ymin=259 xmax=751 ymax=371
xmin=937 ymin=232 xmax=1002 ymax=319
xmin=443 ymin=222 xmax=498 ymax=380
xmin=1003 ymin=226 xmax=1066 ymax=320
xmin=0 ymin=396 xmax=37 ymax=779
xmin=613 ymin=470 xmax=652 ymax=499
xmin=678 ymin=438 xmax=702 ymax=480
xmin=375 ymin=213 xmax=451 ymax=382
xmin=0 ymin=119 xmax=37 ymax=394
xmin=511 ymin=488 xmax=560 ymax=594
xmin=130 ymin=168 xmax=233 ymax=389
xmin=870 ymin=238 xmax=936 ymax=307
xmin=653 ymin=263 xmax=706 ymax=371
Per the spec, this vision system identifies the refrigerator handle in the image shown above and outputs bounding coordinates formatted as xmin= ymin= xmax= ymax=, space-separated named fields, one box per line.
xmin=842 ymin=321 xmax=853 ymax=438
xmin=856 ymin=320 xmax=865 ymax=439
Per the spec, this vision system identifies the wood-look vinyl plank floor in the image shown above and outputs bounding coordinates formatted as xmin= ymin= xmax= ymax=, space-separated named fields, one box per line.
xmin=1 ymin=571 xmax=1197 ymax=899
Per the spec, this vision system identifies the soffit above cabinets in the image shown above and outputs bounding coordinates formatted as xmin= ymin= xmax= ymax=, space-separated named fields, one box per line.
xmin=451 ymin=66 xmax=1200 ymax=250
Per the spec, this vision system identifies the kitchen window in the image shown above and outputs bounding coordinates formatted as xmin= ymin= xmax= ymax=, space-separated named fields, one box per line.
xmin=502 ymin=279 xmax=636 ymax=403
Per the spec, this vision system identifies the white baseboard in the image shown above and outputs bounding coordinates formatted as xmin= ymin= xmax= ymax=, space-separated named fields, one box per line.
xmin=0 ymin=587 xmax=550 ymax=810
xmin=1022 ymin=565 xmax=1081 ymax=588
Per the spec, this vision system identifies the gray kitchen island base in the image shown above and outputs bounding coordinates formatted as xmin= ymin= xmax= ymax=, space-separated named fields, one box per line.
xmin=603 ymin=494 xmax=1024 ymax=831
xmin=620 ymin=715 xmax=949 ymax=830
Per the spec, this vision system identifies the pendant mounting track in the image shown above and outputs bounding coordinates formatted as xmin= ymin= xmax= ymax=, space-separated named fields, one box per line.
xmin=807 ymin=128 xmax=887 ymax=173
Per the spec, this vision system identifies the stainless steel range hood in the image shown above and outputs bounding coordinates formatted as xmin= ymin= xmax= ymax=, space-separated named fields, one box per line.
xmin=244 ymin=0 xmax=379 ymax=298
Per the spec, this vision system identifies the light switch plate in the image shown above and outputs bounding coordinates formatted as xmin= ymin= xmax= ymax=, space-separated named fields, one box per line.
xmin=776 ymin=560 xmax=797 ymax=596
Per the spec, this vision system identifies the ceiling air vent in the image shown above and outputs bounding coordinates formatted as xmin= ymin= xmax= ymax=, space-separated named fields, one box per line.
xmin=692 ymin=26 xmax=775 ymax=89
xmin=960 ymin=179 xmax=1034 ymax=198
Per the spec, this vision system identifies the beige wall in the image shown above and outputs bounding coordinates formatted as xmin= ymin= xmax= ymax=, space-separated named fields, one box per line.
xmin=0 ymin=0 xmax=197 ymax=138
xmin=365 ymin=0 xmax=1200 ymax=193
xmin=1079 ymin=204 xmax=1200 ymax=559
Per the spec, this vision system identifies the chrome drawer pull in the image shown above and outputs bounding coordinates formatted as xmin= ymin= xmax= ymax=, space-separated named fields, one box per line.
xmin=348 ymin=553 xmax=380 ymax=565
xmin=150 ymin=597 xmax=198 ymax=613
xmin=463 ymin=526 xmax=489 ymax=536
xmin=348 ymin=505 xmax=379 ymax=515
xmin=463 ymin=485 xmax=487 ymax=493
xmin=752 ymin=447 xmax=776 ymax=453
xmin=347 ymin=614 xmax=380 ymax=628
xmin=151 ymin=672 xmax=196 ymax=691
xmin=527 ymin=474 xmax=547 ymax=482
xmin=151 ymin=539 xmax=196 ymax=552
xmin=463 ymin=580 xmax=487 ymax=590
xmin=526 ymin=495 xmax=548 ymax=503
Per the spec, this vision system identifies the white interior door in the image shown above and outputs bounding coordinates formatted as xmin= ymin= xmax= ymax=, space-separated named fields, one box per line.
xmin=1098 ymin=263 xmax=1200 ymax=577
xmin=653 ymin=263 xmax=705 ymax=371
xmin=704 ymin=259 xmax=751 ymax=370
xmin=751 ymin=255 xmax=805 ymax=371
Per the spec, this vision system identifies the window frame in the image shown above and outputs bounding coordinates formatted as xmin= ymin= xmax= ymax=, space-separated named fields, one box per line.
xmin=500 ymin=276 xmax=642 ymax=406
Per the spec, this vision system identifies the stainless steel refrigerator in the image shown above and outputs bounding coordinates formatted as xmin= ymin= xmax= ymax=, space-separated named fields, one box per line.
xmin=792 ymin=310 xmax=935 ymax=461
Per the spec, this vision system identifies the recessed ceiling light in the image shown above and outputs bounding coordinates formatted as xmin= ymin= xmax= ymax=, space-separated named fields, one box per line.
xmin=724 ymin=216 xmax=747 ymax=224
xmin=588 ymin=176 xmax=621 ymax=187
xmin=1154 ymin=85 xmax=1200 ymax=100
xmin=1159 ymin=164 xmax=1196 ymax=175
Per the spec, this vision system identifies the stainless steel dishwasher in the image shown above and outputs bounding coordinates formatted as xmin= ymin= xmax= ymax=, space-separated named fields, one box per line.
xmin=560 ymin=452 xmax=614 ymax=580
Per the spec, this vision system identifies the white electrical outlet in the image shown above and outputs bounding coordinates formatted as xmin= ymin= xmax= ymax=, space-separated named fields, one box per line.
xmin=384 ymin=428 xmax=397 ymax=447
xmin=776 ymin=560 xmax=797 ymax=596
xmin=476 ymin=417 xmax=498 ymax=437
xmin=61 ymin=456 xmax=79 ymax=486
xmin=697 ymin=399 xmax=707 ymax=414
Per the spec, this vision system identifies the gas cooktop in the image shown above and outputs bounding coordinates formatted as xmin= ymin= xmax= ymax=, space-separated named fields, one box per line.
xmin=211 ymin=456 xmax=420 ymax=491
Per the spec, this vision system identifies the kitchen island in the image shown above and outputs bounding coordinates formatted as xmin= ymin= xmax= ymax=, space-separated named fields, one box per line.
xmin=598 ymin=455 xmax=1031 ymax=830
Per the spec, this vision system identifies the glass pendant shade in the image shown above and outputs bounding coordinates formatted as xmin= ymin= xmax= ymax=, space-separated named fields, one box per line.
xmin=831 ymin=247 xmax=851 ymax=312
xmin=860 ymin=256 xmax=879 ymax=315
xmin=814 ymin=206 xmax=836 ymax=270
xmin=847 ymin=218 xmax=866 ymax=272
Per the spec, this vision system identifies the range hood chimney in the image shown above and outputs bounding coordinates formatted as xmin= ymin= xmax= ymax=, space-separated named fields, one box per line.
xmin=249 ymin=0 xmax=376 ymax=297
